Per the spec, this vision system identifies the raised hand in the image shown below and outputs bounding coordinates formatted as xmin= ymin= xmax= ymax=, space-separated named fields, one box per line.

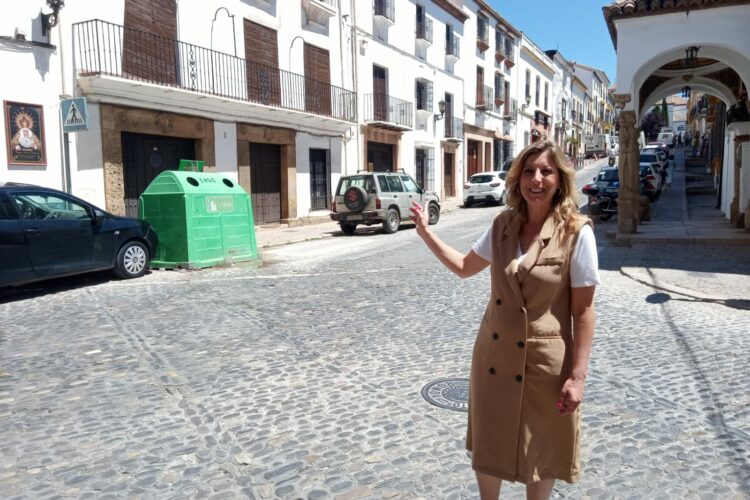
xmin=408 ymin=200 xmax=430 ymax=237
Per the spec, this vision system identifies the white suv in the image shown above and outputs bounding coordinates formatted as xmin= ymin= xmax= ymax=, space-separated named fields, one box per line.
xmin=330 ymin=172 xmax=440 ymax=235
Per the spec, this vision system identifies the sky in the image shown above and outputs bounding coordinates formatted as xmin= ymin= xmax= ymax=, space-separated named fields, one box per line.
xmin=488 ymin=1 xmax=617 ymax=85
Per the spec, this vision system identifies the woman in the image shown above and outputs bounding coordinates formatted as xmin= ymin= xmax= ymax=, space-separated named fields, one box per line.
xmin=409 ymin=141 xmax=599 ymax=499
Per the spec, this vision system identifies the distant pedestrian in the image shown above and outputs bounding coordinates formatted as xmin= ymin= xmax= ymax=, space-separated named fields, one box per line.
xmin=677 ymin=133 xmax=683 ymax=148
xmin=409 ymin=140 xmax=600 ymax=500
xmin=692 ymin=135 xmax=699 ymax=157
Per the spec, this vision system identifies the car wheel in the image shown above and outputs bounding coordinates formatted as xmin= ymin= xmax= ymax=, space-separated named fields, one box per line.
xmin=339 ymin=222 xmax=357 ymax=235
xmin=498 ymin=192 xmax=506 ymax=206
xmin=343 ymin=186 xmax=369 ymax=211
xmin=114 ymin=241 xmax=149 ymax=279
xmin=427 ymin=203 xmax=440 ymax=225
xmin=464 ymin=200 xmax=472 ymax=208
xmin=382 ymin=208 xmax=400 ymax=234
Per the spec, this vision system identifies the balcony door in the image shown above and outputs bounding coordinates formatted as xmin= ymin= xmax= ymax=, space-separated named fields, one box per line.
xmin=123 ymin=0 xmax=178 ymax=85
xmin=476 ymin=67 xmax=484 ymax=106
xmin=444 ymin=92 xmax=453 ymax=136
xmin=244 ymin=20 xmax=280 ymax=106
xmin=373 ymin=65 xmax=388 ymax=121
xmin=304 ymin=43 xmax=331 ymax=116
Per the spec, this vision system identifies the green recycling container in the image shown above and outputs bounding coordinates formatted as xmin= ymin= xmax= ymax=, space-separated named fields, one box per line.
xmin=138 ymin=171 xmax=258 ymax=269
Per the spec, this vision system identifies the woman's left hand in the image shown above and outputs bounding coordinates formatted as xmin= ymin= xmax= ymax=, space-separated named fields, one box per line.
xmin=556 ymin=378 xmax=585 ymax=416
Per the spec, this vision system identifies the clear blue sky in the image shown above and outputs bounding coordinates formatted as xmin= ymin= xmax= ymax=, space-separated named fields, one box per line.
xmin=488 ymin=1 xmax=617 ymax=85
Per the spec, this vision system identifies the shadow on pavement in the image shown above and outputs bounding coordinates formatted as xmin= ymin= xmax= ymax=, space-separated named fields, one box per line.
xmin=0 ymin=270 xmax=151 ymax=304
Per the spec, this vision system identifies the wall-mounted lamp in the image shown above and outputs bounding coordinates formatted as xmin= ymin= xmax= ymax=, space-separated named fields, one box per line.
xmin=681 ymin=86 xmax=692 ymax=98
xmin=684 ymin=45 xmax=700 ymax=67
xmin=435 ymin=100 xmax=446 ymax=120
xmin=521 ymin=94 xmax=531 ymax=111
xmin=359 ymin=39 xmax=368 ymax=51
xmin=42 ymin=0 xmax=65 ymax=36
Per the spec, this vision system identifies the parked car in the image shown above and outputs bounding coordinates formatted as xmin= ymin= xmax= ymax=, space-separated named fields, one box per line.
xmin=464 ymin=172 xmax=507 ymax=207
xmin=639 ymin=150 xmax=667 ymax=178
xmin=330 ymin=171 xmax=440 ymax=234
xmin=639 ymin=164 xmax=662 ymax=200
xmin=0 ymin=183 xmax=158 ymax=288
xmin=582 ymin=166 xmax=620 ymax=207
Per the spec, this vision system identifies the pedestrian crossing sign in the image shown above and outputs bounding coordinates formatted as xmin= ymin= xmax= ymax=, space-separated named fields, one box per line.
xmin=61 ymin=97 xmax=88 ymax=132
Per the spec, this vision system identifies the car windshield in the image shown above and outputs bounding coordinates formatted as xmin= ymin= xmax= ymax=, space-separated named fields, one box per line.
xmin=640 ymin=166 xmax=653 ymax=175
xmin=469 ymin=175 xmax=496 ymax=184
xmin=337 ymin=175 xmax=376 ymax=195
xmin=597 ymin=170 xmax=619 ymax=182
xmin=640 ymin=154 xmax=658 ymax=163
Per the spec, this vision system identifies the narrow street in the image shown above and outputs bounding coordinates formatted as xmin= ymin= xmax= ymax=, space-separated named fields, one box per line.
xmin=1 ymin=195 xmax=748 ymax=498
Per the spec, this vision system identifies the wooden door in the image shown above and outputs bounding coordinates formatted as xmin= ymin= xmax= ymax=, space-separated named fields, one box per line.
xmin=309 ymin=148 xmax=330 ymax=210
xmin=467 ymin=141 xmax=479 ymax=177
xmin=121 ymin=132 xmax=196 ymax=217
xmin=304 ymin=43 xmax=331 ymax=115
xmin=444 ymin=152 xmax=454 ymax=197
xmin=249 ymin=143 xmax=282 ymax=224
xmin=373 ymin=65 xmax=387 ymax=121
xmin=367 ymin=142 xmax=393 ymax=172
xmin=244 ymin=20 xmax=280 ymax=106
xmin=123 ymin=0 xmax=178 ymax=85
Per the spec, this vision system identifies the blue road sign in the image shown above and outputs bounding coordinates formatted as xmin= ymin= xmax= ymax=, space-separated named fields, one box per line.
xmin=61 ymin=97 xmax=88 ymax=133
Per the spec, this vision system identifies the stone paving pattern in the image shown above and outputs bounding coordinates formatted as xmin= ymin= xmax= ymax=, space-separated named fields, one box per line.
xmin=1 ymin=203 xmax=749 ymax=498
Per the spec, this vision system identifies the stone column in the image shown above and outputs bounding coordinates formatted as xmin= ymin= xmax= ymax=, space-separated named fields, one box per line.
xmin=617 ymin=110 xmax=639 ymax=234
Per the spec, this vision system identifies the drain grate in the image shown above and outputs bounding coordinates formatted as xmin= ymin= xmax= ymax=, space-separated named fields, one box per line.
xmin=421 ymin=378 xmax=469 ymax=412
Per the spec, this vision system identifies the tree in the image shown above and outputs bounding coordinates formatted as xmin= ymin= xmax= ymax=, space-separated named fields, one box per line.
xmin=641 ymin=110 xmax=666 ymax=140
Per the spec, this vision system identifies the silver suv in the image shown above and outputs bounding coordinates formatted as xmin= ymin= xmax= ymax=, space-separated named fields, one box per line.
xmin=330 ymin=172 xmax=440 ymax=235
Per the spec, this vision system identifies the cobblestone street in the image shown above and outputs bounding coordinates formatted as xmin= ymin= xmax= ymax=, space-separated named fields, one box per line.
xmin=1 ymin=206 xmax=749 ymax=499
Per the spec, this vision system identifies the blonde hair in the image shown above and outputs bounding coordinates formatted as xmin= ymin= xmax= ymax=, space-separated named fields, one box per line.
xmin=504 ymin=140 xmax=583 ymax=236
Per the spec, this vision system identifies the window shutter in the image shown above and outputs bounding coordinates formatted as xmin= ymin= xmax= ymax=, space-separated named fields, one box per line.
xmin=427 ymin=148 xmax=435 ymax=191
xmin=426 ymin=80 xmax=433 ymax=111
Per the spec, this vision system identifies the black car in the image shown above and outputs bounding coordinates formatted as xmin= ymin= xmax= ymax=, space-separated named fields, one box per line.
xmin=0 ymin=183 xmax=158 ymax=287
xmin=582 ymin=166 xmax=620 ymax=203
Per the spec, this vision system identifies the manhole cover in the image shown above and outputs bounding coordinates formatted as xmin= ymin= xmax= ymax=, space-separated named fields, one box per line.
xmin=421 ymin=378 xmax=469 ymax=412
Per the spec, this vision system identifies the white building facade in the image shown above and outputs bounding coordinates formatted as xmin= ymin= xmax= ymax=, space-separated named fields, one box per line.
xmin=515 ymin=35 xmax=555 ymax=149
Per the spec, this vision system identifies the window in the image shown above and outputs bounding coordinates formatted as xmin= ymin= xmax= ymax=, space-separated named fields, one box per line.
xmin=415 ymin=148 xmax=434 ymax=190
xmin=477 ymin=16 xmax=488 ymax=45
xmin=544 ymin=82 xmax=549 ymax=111
xmin=535 ymin=76 xmax=540 ymax=107
xmin=401 ymin=175 xmax=420 ymax=193
xmin=524 ymin=131 xmax=530 ymax=147
xmin=338 ymin=175 xmax=376 ymax=195
xmin=415 ymin=78 xmax=433 ymax=112
xmin=494 ymin=74 xmax=504 ymax=101
xmin=12 ymin=193 xmax=91 ymax=220
xmin=309 ymin=149 xmax=330 ymax=210
xmin=561 ymin=99 xmax=567 ymax=120
xmin=525 ymin=70 xmax=531 ymax=101
xmin=386 ymin=175 xmax=404 ymax=192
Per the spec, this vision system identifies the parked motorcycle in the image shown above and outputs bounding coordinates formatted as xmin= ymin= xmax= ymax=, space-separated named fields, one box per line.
xmin=581 ymin=182 xmax=619 ymax=221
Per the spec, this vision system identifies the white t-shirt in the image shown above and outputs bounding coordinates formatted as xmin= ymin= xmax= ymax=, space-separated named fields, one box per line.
xmin=471 ymin=223 xmax=601 ymax=287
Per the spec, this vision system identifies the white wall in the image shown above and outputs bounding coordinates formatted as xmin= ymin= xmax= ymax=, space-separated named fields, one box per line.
xmin=614 ymin=6 xmax=750 ymax=114
xmin=0 ymin=2 xmax=65 ymax=190
xmin=214 ymin=121 xmax=238 ymax=177
xmin=70 ymin=103 xmax=105 ymax=207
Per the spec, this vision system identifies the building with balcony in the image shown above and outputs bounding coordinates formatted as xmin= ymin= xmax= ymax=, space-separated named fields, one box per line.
xmin=3 ymin=0 xmax=357 ymax=225
xmin=516 ymin=35 xmax=554 ymax=148
xmin=348 ymin=0 xmax=467 ymax=200
xmin=572 ymin=62 xmax=613 ymax=135
xmin=570 ymin=75 xmax=588 ymax=157
xmin=545 ymin=50 xmax=575 ymax=155
xmin=459 ymin=0 xmax=520 ymax=178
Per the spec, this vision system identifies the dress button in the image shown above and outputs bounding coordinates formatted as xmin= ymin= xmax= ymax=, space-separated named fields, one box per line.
xmin=492 ymin=333 xmax=499 ymax=340
xmin=517 ymin=341 xmax=525 ymax=348
xmin=516 ymin=374 xmax=523 ymax=382
xmin=489 ymin=368 xmax=496 ymax=375
xmin=496 ymin=298 xmax=502 ymax=305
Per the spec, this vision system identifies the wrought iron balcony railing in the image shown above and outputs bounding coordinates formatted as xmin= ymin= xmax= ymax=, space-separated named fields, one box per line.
xmin=476 ymin=85 xmax=494 ymax=110
xmin=416 ymin=17 xmax=433 ymax=43
xmin=364 ymin=94 xmax=413 ymax=129
xmin=374 ymin=0 xmax=395 ymax=22
xmin=445 ymin=117 xmax=464 ymax=140
xmin=503 ymin=98 xmax=518 ymax=118
xmin=72 ymin=19 xmax=356 ymax=122
xmin=446 ymin=33 xmax=460 ymax=58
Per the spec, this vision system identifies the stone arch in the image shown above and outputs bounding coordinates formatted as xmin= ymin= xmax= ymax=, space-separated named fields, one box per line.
xmin=630 ymin=44 xmax=750 ymax=115
xmin=639 ymin=76 xmax=735 ymax=118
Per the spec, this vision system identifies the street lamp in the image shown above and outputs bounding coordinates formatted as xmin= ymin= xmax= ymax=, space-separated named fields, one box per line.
xmin=684 ymin=46 xmax=700 ymax=67
xmin=434 ymin=99 xmax=446 ymax=120
xmin=521 ymin=94 xmax=531 ymax=111
xmin=42 ymin=0 xmax=64 ymax=36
